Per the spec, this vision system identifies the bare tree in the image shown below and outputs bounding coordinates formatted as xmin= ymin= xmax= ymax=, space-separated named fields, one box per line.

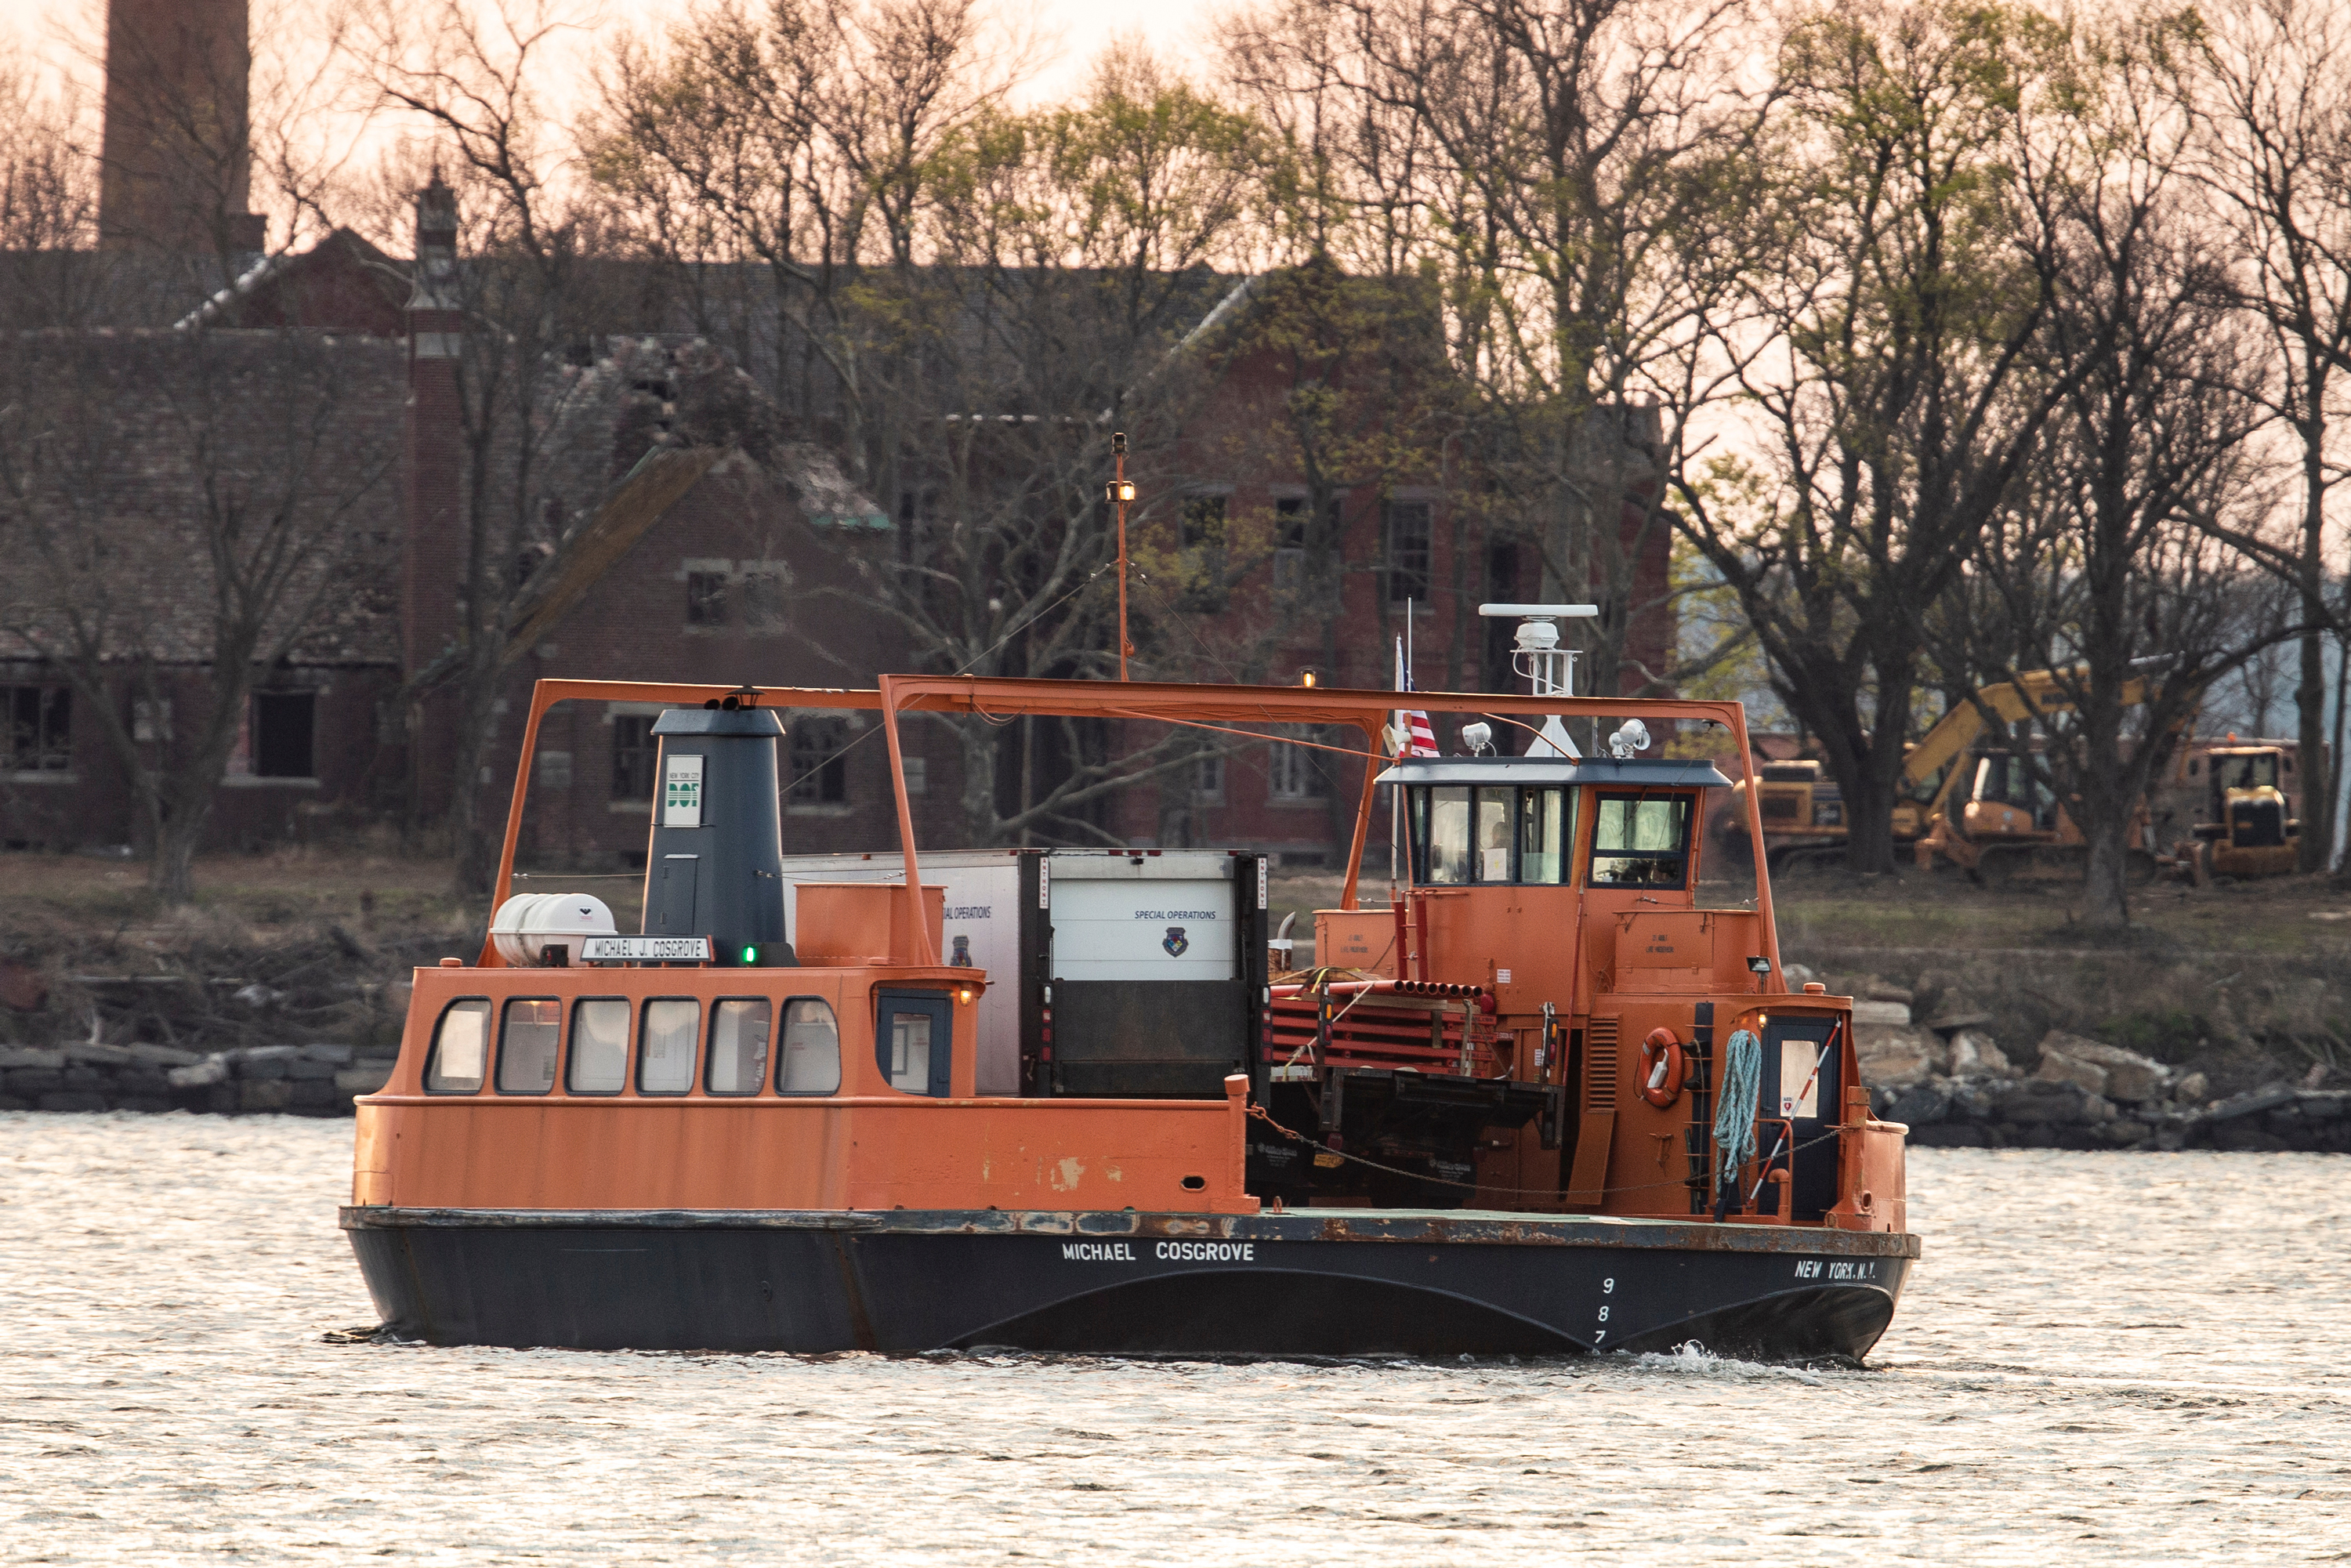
xmin=1678 ymin=0 xmax=2082 ymax=873
xmin=0 ymin=50 xmax=109 ymax=329
xmin=2187 ymin=0 xmax=2351 ymax=872
xmin=1944 ymin=13 xmax=2274 ymax=925
xmin=349 ymin=0 xmax=637 ymax=891
xmin=1223 ymin=0 xmax=1772 ymax=701
xmin=0 ymin=328 xmax=400 ymax=903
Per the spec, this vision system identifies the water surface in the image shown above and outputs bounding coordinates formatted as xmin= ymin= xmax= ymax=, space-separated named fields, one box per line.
xmin=3 ymin=1114 xmax=2347 ymax=1563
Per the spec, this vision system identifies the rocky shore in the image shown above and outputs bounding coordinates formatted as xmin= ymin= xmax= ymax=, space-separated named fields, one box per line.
xmin=1819 ymin=966 xmax=2348 ymax=1153
xmin=0 ymin=1041 xmax=396 ymax=1115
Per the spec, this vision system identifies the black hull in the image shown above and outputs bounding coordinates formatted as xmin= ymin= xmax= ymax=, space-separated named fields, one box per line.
xmin=341 ymin=1207 xmax=1918 ymax=1363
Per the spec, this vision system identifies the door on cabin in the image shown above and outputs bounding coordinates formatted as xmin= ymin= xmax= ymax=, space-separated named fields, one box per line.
xmin=1762 ymin=1016 xmax=1842 ymax=1221
xmin=876 ymin=989 xmax=953 ymax=1097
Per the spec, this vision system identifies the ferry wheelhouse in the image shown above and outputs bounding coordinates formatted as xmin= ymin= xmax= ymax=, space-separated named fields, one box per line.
xmin=344 ymin=651 xmax=1915 ymax=1360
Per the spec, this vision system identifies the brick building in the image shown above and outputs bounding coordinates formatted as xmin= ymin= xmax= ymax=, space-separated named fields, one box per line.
xmin=2 ymin=0 xmax=1672 ymax=869
xmin=1103 ymin=270 xmax=1679 ymax=865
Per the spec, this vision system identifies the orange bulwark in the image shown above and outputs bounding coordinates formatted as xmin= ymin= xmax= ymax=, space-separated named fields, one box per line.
xmin=343 ymin=672 xmax=1918 ymax=1360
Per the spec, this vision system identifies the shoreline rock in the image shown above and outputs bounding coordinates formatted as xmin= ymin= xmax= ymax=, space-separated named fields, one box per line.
xmin=0 ymin=1042 xmax=392 ymax=1117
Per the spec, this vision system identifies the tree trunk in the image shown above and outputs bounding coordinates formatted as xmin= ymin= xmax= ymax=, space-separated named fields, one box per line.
xmin=152 ymin=816 xmax=203 ymax=907
xmin=2297 ymin=620 xmax=2332 ymax=873
xmin=2081 ymin=829 xmax=2131 ymax=929
xmin=2298 ymin=437 xmax=2335 ymax=873
xmin=1840 ymin=766 xmax=1900 ymax=875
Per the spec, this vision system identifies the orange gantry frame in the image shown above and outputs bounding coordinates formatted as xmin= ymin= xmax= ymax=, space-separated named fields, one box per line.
xmin=483 ymin=674 xmax=1783 ymax=969
xmin=354 ymin=673 xmax=1904 ymax=1231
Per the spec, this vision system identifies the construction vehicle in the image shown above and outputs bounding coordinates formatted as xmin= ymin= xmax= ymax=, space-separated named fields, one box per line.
xmin=1708 ymin=759 xmax=1849 ymax=873
xmin=1712 ymin=666 xmax=2169 ymax=879
xmin=1711 ymin=666 xmax=2129 ymax=872
xmin=2159 ymin=739 xmax=2304 ymax=880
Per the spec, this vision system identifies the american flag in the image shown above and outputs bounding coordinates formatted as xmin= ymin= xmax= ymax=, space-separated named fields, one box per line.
xmin=1395 ymin=636 xmax=1437 ymax=757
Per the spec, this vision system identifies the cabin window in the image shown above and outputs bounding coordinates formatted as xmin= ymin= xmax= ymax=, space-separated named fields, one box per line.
xmin=495 ymin=998 xmax=562 ymax=1093
xmin=1589 ymin=793 xmax=1693 ymax=888
xmin=1474 ymin=791 xmax=1512 ymax=880
xmin=1518 ymin=788 xmax=1571 ymax=883
xmin=777 ymin=998 xmax=842 ymax=1094
xmin=639 ymin=998 xmax=701 ymax=1094
xmin=1417 ymin=786 xmax=1473 ymax=883
xmin=568 ymin=998 xmax=630 ymax=1093
xmin=707 ymin=998 xmax=772 ymax=1095
xmin=876 ymin=988 xmax=952 ymax=1096
xmin=425 ymin=998 xmax=492 ymax=1093
xmin=1412 ymin=784 xmax=1570 ymax=884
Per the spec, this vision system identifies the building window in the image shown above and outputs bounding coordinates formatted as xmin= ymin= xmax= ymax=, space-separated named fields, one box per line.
xmin=790 ymin=717 xmax=849 ymax=804
xmin=1270 ymin=730 xmax=1324 ymax=802
xmin=1386 ymin=499 xmax=1432 ymax=605
xmin=252 ymin=692 xmax=316 ymax=778
xmin=1194 ymin=751 xmax=1226 ymax=803
xmin=3 ymin=686 xmax=71 ymax=772
xmin=612 ymin=715 xmax=657 ymax=800
xmin=133 ymin=697 xmax=171 ymax=743
xmin=902 ymin=755 xmax=927 ymax=796
xmin=1179 ymin=493 xmax=1228 ymax=611
xmin=536 ymin=750 xmax=574 ymax=791
xmin=686 ymin=571 xmax=729 ymax=625
xmin=1273 ymin=497 xmax=1307 ymax=592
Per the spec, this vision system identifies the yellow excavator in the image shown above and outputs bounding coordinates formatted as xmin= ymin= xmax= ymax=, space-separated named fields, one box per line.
xmin=1905 ymin=668 xmax=2162 ymax=882
xmin=1715 ymin=665 xmax=2163 ymax=878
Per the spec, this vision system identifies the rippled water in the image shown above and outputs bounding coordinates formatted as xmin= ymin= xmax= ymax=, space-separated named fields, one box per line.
xmin=5 ymin=1114 xmax=2349 ymax=1564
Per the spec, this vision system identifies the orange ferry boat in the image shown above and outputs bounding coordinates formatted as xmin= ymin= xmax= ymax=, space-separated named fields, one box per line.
xmin=343 ymin=651 xmax=1916 ymax=1361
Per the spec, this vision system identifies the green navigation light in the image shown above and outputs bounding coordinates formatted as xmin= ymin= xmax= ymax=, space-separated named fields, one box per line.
xmin=741 ymin=944 xmax=759 ymax=965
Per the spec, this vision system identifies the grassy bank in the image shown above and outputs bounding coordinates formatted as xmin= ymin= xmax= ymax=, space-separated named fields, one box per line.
xmin=2 ymin=848 xmax=2341 ymax=1103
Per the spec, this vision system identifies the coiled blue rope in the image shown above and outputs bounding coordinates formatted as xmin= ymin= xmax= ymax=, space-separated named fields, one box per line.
xmin=1713 ymin=1028 xmax=1762 ymax=1203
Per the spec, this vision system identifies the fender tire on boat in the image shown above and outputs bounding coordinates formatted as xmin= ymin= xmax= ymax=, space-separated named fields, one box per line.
xmin=1639 ymin=1027 xmax=1685 ymax=1109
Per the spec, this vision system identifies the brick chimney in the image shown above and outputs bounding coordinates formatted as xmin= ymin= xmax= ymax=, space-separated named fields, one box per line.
xmin=98 ymin=0 xmax=268 ymax=254
xmin=401 ymin=174 xmax=465 ymax=780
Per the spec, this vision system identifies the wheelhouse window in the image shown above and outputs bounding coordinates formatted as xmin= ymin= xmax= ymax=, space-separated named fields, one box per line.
xmin=495 ymin=998 xmax=561 ymax=1093
xmin=1409 ymin=784 xmax=1572 ymax=885
xmin=1590 ymin=793 xmax=1694 ymax=888
xmin=707 ymin=998 xmax=772 ymax=1095
xmin=639 ymin=998 xmax=700 ymax=1094
xmin=1517 ymin=788 xmax=1570 ymax=882
xmin=568 ymin=998 xmax=630 ymax=1093
xmin=777 ymin=998 xmax=842 ymax=1094
xmin=1416 ymin=786 xmax=1471 ymax=882
xmin=425 ymin=998 xmax=492 ymax=1093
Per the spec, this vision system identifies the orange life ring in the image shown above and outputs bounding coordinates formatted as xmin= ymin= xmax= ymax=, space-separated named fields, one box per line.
xmin=1639 ymin=1027 xmax=1686 ymax=1109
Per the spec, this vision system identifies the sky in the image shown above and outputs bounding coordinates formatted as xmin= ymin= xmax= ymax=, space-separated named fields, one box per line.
xmin=0 ymin=0 xmax=1228 ymax=115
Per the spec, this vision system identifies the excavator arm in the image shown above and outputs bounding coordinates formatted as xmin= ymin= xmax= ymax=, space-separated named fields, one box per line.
xmin=1906 ymin=669 xmax=2154 ymax=820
